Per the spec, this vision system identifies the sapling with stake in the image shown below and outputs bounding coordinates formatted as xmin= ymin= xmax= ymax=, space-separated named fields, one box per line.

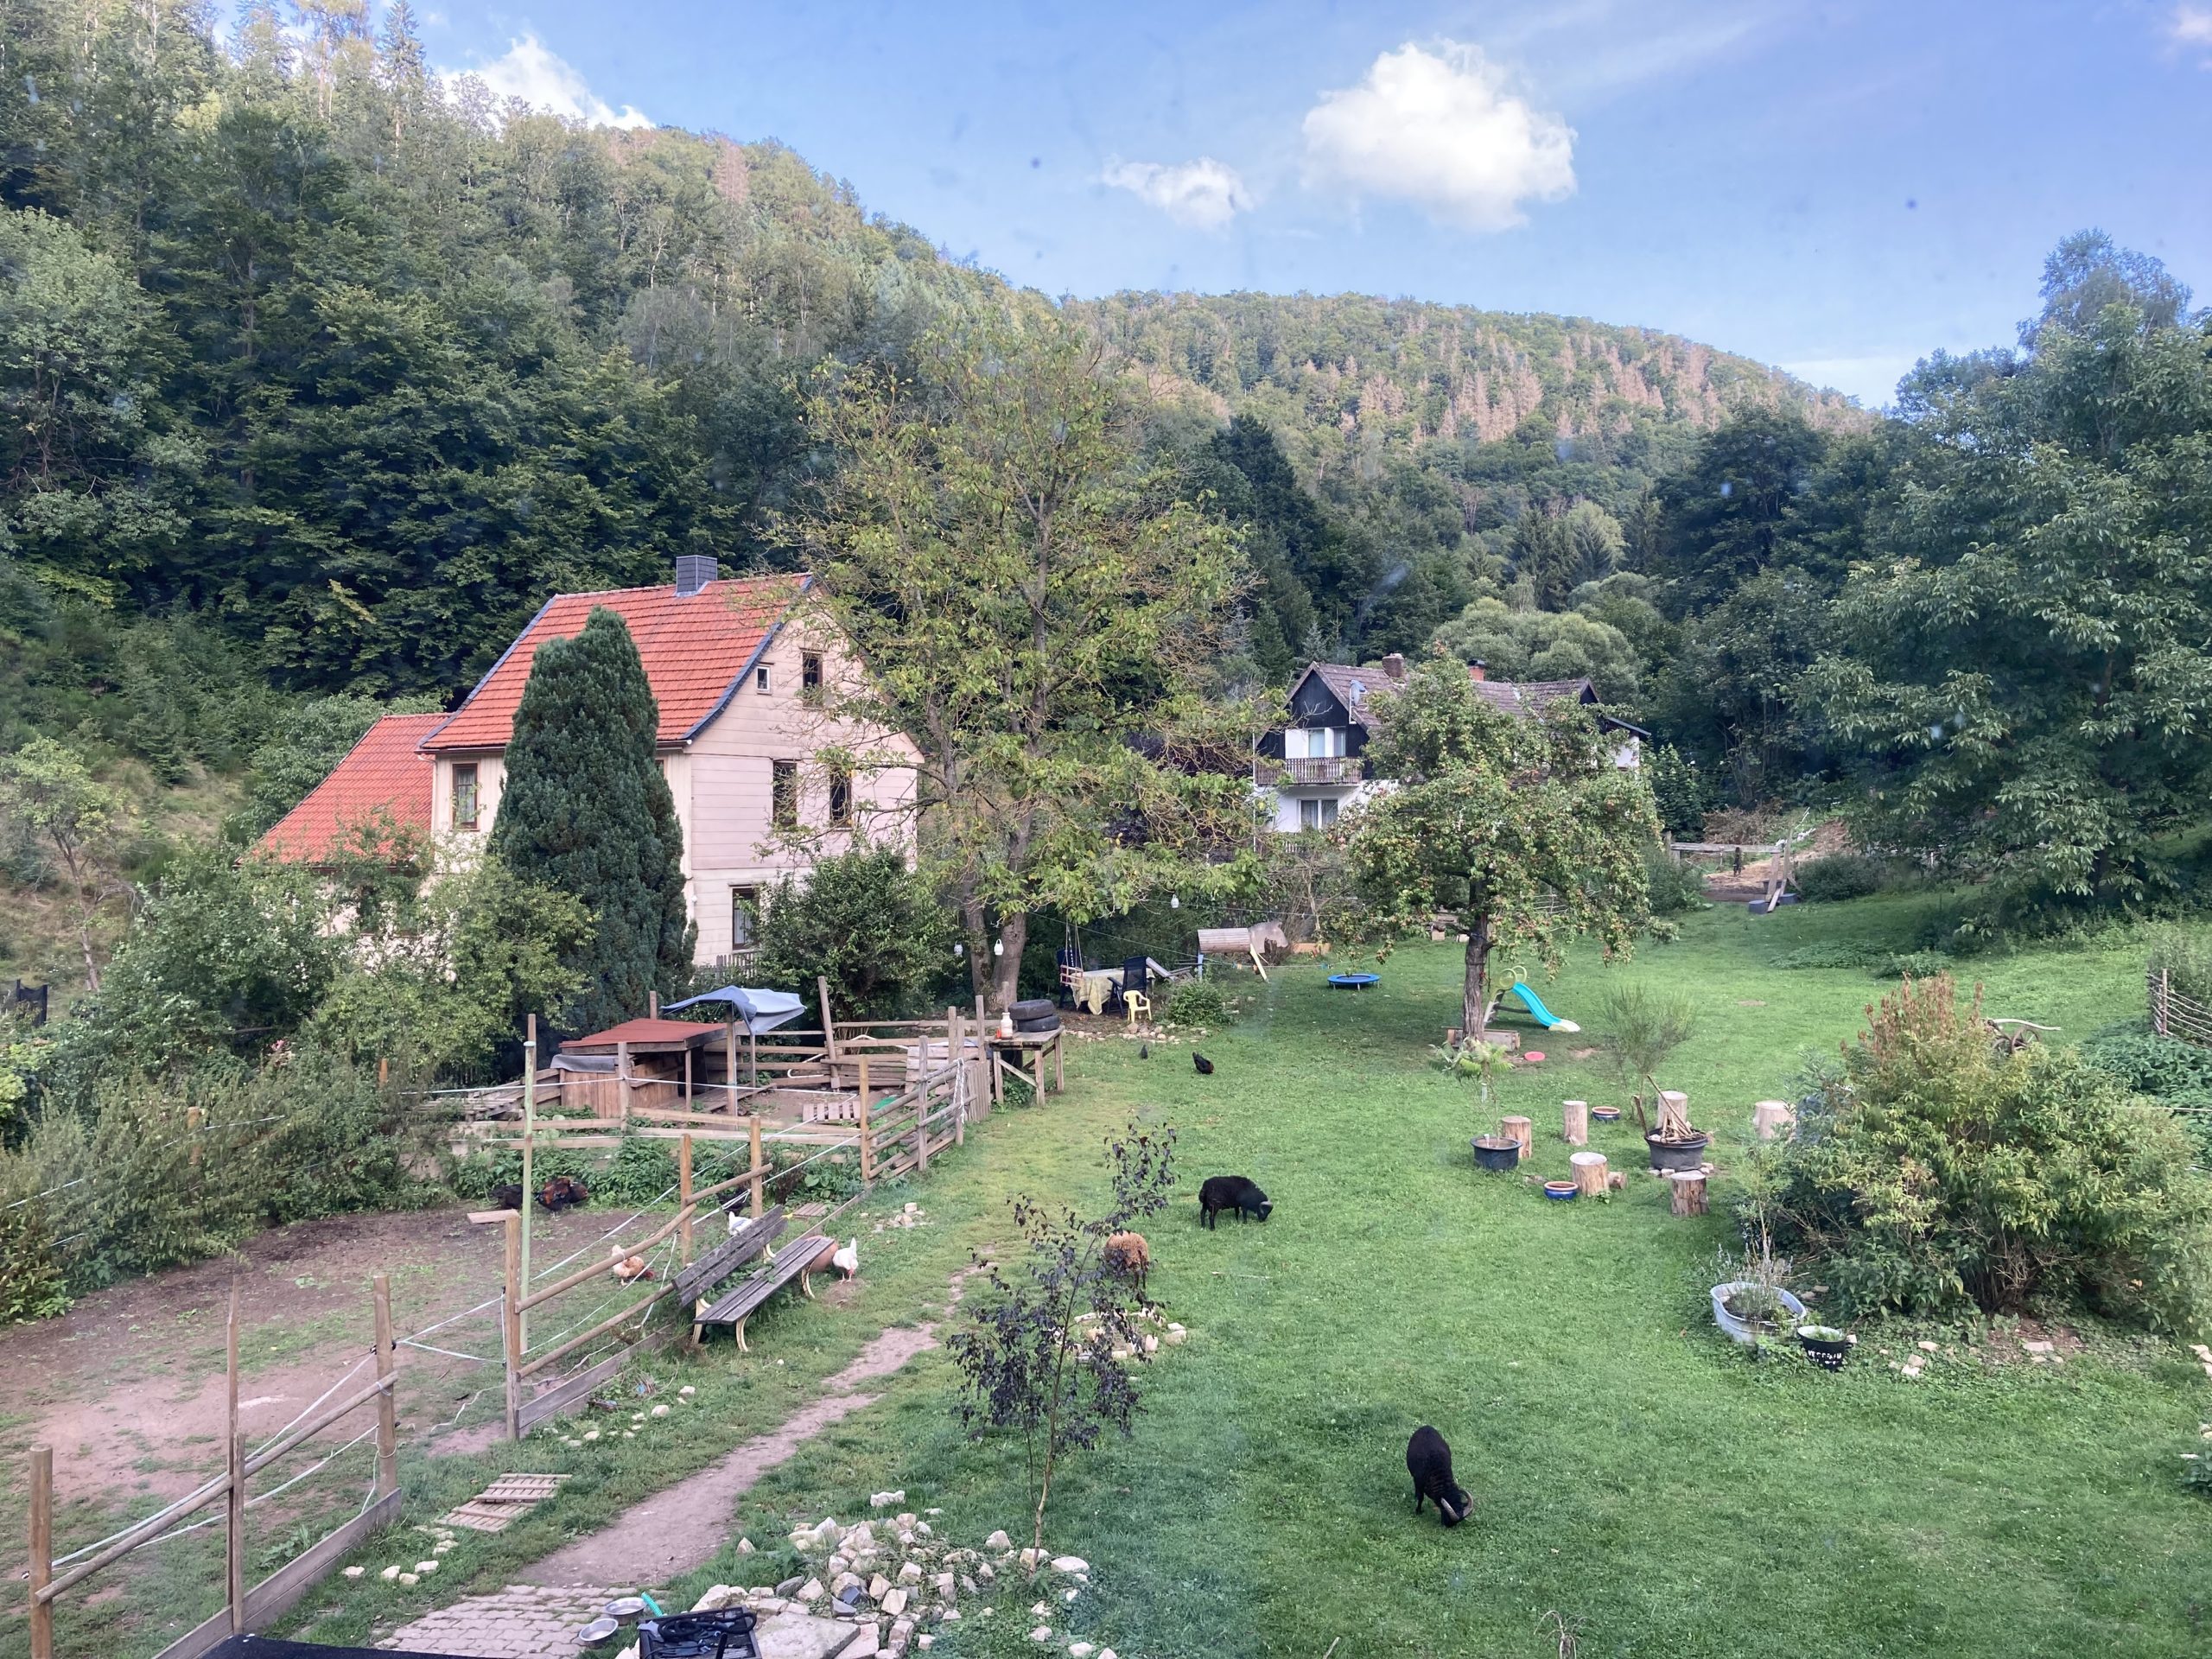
xmin=947 ymin=1122 xmax=1176 ymax=1568
xmin=1598 ymin=982 xmax=1698 ymax=1138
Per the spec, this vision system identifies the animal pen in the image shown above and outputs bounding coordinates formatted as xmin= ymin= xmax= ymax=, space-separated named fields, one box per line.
xmin=436 ymin=991 xmax=994 ymax=1440
xmin=26 ymin=1281 xmax=401 ymax=1659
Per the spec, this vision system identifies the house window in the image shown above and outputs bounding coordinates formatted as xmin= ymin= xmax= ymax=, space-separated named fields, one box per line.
xmin=802 ymin=652 xmax=823 ymax=699
xmin=452 ymin=763 xmax=480 ymax=831
xmin=772 ymin=760 xmax=799 ymax=829
xmin=1285 ymin=728 xmax=1345 ymax=760
xmin=1300 ymin=797 xmax=1338 ymax=830
xmin=828 ymin=766 xmax=852 ymax=826
xmin=755 ymin=664 xmax=772 ymax=693
xmin=731 ymin=886 xmax=760 ymax=947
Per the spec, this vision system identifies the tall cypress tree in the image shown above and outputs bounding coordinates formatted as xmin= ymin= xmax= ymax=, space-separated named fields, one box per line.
xmin=488 ymin=607 xmax=694 ymax=1032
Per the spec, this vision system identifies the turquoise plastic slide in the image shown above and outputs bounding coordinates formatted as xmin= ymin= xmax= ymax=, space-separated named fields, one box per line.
xmin=1509 ymin=982 xmax=1580 ymax=1033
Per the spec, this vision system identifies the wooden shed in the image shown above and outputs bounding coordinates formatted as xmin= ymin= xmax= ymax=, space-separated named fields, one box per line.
xmin=556 ymin=1018 xmax=723 ymax=1116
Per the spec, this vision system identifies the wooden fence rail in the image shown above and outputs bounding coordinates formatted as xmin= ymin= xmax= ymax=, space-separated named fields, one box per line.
xmin=29 ymin=1278 xmax=401 ymax=1659
xmin=2150 ymin=969 xmax=2212 ymax=1049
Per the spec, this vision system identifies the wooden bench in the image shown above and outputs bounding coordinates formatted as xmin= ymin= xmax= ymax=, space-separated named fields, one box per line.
xmin=672 ymin=1206 xmax=786 ymax=1313
xmin=692 ymin=1233 xmax=831 ymax=1352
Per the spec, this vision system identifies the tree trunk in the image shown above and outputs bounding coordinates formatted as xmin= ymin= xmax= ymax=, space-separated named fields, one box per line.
xmin=1462 ymin=908 xmax=1492 ymax=1039
xmin=990 ymin=912 xmax=1028 ymax=1011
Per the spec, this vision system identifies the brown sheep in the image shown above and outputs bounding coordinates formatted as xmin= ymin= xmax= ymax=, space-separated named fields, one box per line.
xmin=1103 ymin=1231 xmax=1152 ymax=1301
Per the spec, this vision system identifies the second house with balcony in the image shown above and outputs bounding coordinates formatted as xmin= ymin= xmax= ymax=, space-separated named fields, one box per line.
xmin=1256 ymin=652 xmax=1647 ymax=832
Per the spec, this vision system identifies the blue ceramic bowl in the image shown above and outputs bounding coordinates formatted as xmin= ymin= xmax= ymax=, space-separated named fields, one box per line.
xmin=1542 ymin=1180 xmax=1578 ymax=1201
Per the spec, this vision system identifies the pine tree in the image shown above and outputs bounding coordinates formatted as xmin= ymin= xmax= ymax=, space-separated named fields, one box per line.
xmin=488 ymin=608 xmax=694 ymax=1032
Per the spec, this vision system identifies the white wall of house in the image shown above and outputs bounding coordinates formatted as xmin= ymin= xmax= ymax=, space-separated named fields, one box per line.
xmin=429 ymin=753 xmax=505 ymax=842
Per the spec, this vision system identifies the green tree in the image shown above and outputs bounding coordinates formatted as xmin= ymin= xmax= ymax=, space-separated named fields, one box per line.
xmin=1432 ymin=595 xmax=1643 ymax=702
xmin=754 ymin=844 xmax=953 ymax=1020
xmin=1802 ymin=241 xmax=2212 ymax=918
xmin=798 ymin=311 xmax=1256 ymax=1009
xmin=487 ymin=607 xmax=693 ymax=1031
xmin=1338 ymin=653 xmax=1660 ymax=1038
xmin=0 ymin=737 xmax=125 ymax=991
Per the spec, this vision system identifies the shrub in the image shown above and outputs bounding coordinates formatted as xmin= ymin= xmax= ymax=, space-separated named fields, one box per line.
xmin=2147 ymin=925 xmax=2212 ymax=1007
xmin=1161 ymin=976 xmax=1230 ymax=1027
xmin=1769 ymin=976 xmax=2212 ymax=1332
xmin=1875 ymin=949 xmax=1952 ymax=981
xmin=1771 ymin=941 xmax=1883 ymax=970
xmin=1641 ymin=842 xmax=1707 ymax=916
xmin=2082 ymin=1025 xmax=2212 ymax=1109
xmin=3 ymin=1056 xmax=425 ymax=1298
xmin=1795 ymin=853 xmax=1886 ymax=903
xmin=755 ymin=844 xmax=954 ymax=1020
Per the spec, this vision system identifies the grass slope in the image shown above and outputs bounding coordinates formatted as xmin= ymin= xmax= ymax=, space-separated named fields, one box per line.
xmin=34 ymin=895 xmax=2200 ymax=1659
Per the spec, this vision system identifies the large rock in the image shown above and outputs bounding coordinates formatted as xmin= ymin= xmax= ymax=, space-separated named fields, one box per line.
xmin=984 ymin=1530 xmax=1012 ymax=1549
xmin=752 ymin=1611 xmax=869 ymax=1659
xmin=1050 ymin=1557 xmax=1090 ymax=1575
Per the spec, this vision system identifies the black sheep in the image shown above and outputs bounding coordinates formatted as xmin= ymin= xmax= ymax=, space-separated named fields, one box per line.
xmin=1198 ymin=1174 xmax=1270 ymax=1230
xmin=1406 ymin=1425 xmax=1471 ymax=1526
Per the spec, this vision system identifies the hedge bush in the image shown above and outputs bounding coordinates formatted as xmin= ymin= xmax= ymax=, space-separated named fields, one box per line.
xmin=1768 ymin=976 xmax=2212 ymax=1332
xmin=0 ymin=1057 xmax=426 ymax=1320
xmin=1795 ymin=853 xmax=1887 ymax=903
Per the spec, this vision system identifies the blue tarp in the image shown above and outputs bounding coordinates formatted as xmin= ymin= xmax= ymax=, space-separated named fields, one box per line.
xmin=662 ymin=986 xmax=808 ymax=1033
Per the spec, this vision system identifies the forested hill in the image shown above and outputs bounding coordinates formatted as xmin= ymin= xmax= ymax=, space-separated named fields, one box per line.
xmin=1074 ymin=289 xmax=1861 ymax=479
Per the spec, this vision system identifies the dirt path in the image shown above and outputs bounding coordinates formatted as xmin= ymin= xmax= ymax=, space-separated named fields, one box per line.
xmin=521 ymin=1269 xmax=976 ymax=1587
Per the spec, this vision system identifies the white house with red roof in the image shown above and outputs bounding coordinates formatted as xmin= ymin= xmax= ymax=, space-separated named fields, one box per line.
xmin=260 ymin=558 xmax=918 ymax=967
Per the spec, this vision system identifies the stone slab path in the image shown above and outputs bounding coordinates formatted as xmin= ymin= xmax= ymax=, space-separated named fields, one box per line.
xmin=380 ymin=1585 xmax=633 ymax=1657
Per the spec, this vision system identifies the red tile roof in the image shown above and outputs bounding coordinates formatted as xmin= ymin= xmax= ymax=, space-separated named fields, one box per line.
xmin=422 ymin=575 xmax=807 ymax=753
xmin=562 ymin=1019 xmax=725 ymax=1052
xmin=257 ymin=714 xmax=443 ymax=865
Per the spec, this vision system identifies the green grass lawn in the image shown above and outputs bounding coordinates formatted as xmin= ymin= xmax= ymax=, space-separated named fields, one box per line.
xmin=105 ymin=894 xmax=2210 ymax=1659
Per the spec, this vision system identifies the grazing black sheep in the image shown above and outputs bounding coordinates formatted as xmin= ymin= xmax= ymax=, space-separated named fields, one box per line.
xmin=488 ymin=1182 xmax=525 ymax=1213
xmin=537 ymin=1174 xmax=591 ymax=1212
xmin=1198 ymin=1174 xmax=1270 ymax=1230
xmin=1406 ymin=1425 xmax=1471 ymax=1527
xmin=1192 ymin=1052 xmax=1214 ymax=1075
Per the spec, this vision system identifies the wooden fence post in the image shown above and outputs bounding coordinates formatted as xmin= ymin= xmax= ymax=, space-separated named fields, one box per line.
xmin=226 ymin=1282 xmax=245 ymax=1634
xmin=188 ymin=1103 xmax=204 ymax=1170
xmin=678 ymin=1135 xmax=694 ymax=1266
xmin=725 ymin=1017 xmax=738 ymax=1109
xmin=2153 ymin=968 xmax=2170 ymax=1038
xmin=817 ymin=977 xmax=839 ymax=1069
xmin=948 ymin=1008 xmax=965 ymax=1146
xmin=857 ymin=1058 xmax=874 ymax=1182
xmin=914 ymin=1074 xmax=929 ymax=1174
xmin=372 ymin=1274 xmax=398 ymax=1497
xmin=521 ymin=1015 xmax=537 ymax=1351
xmin=29 ymin=1446 xmax=52 ymax=1659
xmin=748 ymin=1116 xmax=765 ymax=1218
xmin=502 ymin=1214 xmax=523 ymax=1441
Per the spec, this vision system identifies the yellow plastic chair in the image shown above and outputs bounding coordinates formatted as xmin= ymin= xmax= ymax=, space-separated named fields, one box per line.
xmin=1123 ymin=989 xmax=1151 ymax=1026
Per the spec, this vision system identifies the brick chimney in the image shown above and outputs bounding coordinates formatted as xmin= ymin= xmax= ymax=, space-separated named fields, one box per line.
xmin=1382 ymin=652 xmax=1406 ymax=681
xmin=1470 ymin=658 xmax=1488 ymax=683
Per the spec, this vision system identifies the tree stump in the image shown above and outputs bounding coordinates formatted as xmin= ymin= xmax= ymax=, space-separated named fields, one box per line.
xmin=1656 ymin=1090 xmax=1692 ymax=1139
xmin=1752 ymin=1099 xmax=1795 ymax=1141
xmin=1668 ymin=1170 xmax=1708 ymax=1217
xmin=1562 ymin=1100 xmax=1589 ymax=1146
xmin=1501 ymin=1116 xmax=1533 ymax=1161
xmin=1570 ymin=1150 xmax=1608 ymax=1198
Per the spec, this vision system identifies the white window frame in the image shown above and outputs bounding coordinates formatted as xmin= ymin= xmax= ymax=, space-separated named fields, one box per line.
xmin=755 ymin=664 xmax=772 ymax=693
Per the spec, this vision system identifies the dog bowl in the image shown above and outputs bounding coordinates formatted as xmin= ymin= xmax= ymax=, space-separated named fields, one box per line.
xmin=1591 ymin=1105 xmax=1622 ymax=1122
xmin=1542 ymin=1179 xmax=1578 ymax=1201
xmin=1523 ymin=1050 xmax=1546 ymax=1063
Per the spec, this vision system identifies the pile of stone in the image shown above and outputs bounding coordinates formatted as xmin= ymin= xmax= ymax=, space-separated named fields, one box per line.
xmin=689 ymin=1511 xmax=1116 ymax=1659
xmin=871 ymin=1203 xmax=929 ymax=1236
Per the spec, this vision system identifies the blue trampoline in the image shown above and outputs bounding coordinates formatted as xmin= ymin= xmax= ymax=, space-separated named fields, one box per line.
xmin=1327 ymin=972 xmax=1380 ymax=990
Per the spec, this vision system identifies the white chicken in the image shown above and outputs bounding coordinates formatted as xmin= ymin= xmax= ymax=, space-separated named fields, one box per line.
xmin=831 ymin=1238 xmax=859 ymax=1282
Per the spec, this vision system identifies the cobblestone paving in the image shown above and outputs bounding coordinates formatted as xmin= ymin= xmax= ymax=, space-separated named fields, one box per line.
xmin=380 ymin=1584 xmax=633 ymax=1657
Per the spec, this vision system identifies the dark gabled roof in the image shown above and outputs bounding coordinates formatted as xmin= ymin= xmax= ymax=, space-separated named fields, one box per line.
xmin=1287 ymin=663 xmax=1649 ymax=740
xmin=1292 ymin=661 xmax=1394 ymax=729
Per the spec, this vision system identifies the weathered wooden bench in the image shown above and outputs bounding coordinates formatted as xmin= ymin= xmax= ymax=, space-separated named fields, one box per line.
xmin=692 ymin=1232 xmax=831 ymax=1352
xmin=673 ymin=1206 xmax=786 ymax=1317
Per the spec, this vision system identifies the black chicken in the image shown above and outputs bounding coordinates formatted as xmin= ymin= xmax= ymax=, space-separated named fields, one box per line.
xmin=1192 ymin=1052 xmax=1214 ymax=1076
xmin=1139 ymin=1042 xmax=1150 ymax=1060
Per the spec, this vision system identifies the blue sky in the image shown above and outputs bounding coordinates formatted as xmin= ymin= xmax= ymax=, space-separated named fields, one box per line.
xmin=425 ymin=0 xmax=2212 ymax=407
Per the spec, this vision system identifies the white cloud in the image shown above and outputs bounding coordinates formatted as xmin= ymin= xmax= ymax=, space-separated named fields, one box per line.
xmin=2172 ymin=3 xmax=2212 ymax=58
xmin=1100 ymin=156 xmax=1254 ymax=231
xmin=1300 ymin=41 xmax=1575 ymax=232
xmin=447 ymin=34 xmax=651 ymax=129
